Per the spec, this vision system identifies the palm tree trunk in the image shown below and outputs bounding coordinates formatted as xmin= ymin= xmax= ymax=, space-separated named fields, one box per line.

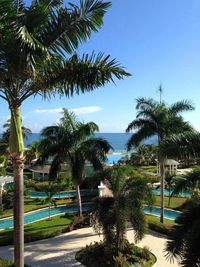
xmin=11 ymin=152 xmax=24 ymax=267
xmin=168 ymin=188 xmax=171 ymax=207
xmin=9 ymin=105 xmax=24 ymax=267
xmin=160 ymin=160 xmax=165 ymax=223
xmin=76 ymin=185 xmax=82 ymax=217
xmin=49 ymin=204 xmax=51 ymax=219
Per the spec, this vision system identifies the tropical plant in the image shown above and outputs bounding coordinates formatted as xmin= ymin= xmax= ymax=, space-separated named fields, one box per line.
xmin=39 ymin=109 xmax=112 ymax=216
xmin=91 ymin=166 xmax=154 ymax=255
xmin=126 ymin=96 xmax=194 ymax=222
xmin=40 ymin=183 xmax=57 ymax=220
xmin=164 ymin=172 xmax=179 ymax=207
xmin=129 ymin=144 xmax=157 ymax=166
xmin=0 ymin=155 xmax=7 ymax=212
xmin=0 ymin=121 xmax=32 ymax=156
xmin=25 ymin=141 xmax=41 ymax=165
xmin=0 ymin=0 xmax=130 ymax=265
xmin=165 ymin=201 xmax=200 ymax=267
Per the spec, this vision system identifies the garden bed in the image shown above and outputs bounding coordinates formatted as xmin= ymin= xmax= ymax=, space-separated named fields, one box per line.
xmin=76 ymin=241 xmax=156 ymax=267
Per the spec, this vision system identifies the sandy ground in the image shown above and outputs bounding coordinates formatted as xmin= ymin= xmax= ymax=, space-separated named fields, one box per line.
xmin=0 ymin=227 xmax=180 ymax=267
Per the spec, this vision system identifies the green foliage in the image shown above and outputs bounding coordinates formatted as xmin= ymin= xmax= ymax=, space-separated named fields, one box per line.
xmin=165 ymin=202 xmax=200 ymax=267
xmin=91 ymin=166 xmax=154 ymax=254
xmin=0 ymin=214 xmax=73 ymax=246
xmin=129 ymin=145 xmax=157 ymax=166
xmin=76 ymin=241 xmax=155 ymax=267
xmin=0 ymin=258 xmax=30 ymax=267
xmin=39 ymin=109 xmax=112 ymax=216
xmin=146 ymin=215 xmax=174 ymax=235
xmin=126 ymin=97 xmax=194 ymax=150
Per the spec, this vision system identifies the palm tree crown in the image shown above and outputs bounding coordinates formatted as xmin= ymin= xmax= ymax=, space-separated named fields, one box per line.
xmin=126 ymin=96 xmax=194 ymax=223
xmin=126 ymin=97 xmax=194 ymax=150
xmin=39 ymin=108 xmax=112 ymax=216
xmin=92 ymin=166 xmax=154 ymax=254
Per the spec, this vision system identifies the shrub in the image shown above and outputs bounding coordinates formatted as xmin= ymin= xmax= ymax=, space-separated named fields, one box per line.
xmin=76 ymin=241 xmax=155 ymax=267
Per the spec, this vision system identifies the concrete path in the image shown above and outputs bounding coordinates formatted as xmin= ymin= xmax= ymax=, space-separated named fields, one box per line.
xmin=0 ymin=227 xmax=180 ymax=267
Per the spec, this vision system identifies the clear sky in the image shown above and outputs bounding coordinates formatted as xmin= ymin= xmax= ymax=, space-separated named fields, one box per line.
xmin=1 ymin=0 xmax=200 ymax=132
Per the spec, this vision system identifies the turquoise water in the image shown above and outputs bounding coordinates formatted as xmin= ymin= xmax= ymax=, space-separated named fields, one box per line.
xmin=28 ymin=189 xmax=98 ymax=199
xmin=0 ymin=203 xmax=91 ymax=230
xmin=28 ymin=188 xmax=191 ymax=199
xmin=144 ymin=206 xmax=181 ymax=220
xmin=152 ymin=188 xmax=191 ymax=198
xmin=0 ymin=204 xmax=180 ymax=230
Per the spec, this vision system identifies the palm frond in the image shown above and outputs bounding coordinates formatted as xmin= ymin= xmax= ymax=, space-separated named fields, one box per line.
xmin=169 ymin=100 xmax=194 ymax=114
xmin=39 ymin=0 xmax=111 ymax=54
xmin=127 ymin=125 xmax=157 ymax=150
xmin=136 ymin=97 xmax=158 ymax=110
xmin=27 ymin=53 xmax=130 ymax=100
xmin=160 ymin=132 xmax=200 ymax=159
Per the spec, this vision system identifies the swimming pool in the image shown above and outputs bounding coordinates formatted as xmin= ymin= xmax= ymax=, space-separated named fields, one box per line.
xmin=28 ymin=189 xmax=98 ymax=199
xmin=0 ymin=204 xmax=180 ymax=231
xmin=0 ymin=203 xmax=91 ymax=230
xmin=152 ymin=188 xmax=191 ymax=198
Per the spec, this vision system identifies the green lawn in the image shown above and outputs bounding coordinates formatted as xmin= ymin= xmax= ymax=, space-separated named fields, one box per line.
xmin=0 ymin=197 xmax=71 ymax=219
xmin=153 ymin=195 xmax=187 ymax=210
xmin=0 ymin=213 xmax=176 ymax=247
xmin=0 ymin=214 xmax=73 ymax=246
xmin=146 ymin=214 xmax=176 ymax=235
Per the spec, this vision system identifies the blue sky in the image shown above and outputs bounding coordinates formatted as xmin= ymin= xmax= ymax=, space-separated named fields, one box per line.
xmin=1 ymin=0 xmax=200 ymax=132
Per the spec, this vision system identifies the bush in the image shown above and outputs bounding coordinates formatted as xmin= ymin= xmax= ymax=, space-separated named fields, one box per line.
xmin=76 ymin=241 xmax=155 ymax=267
xmin=0 ymin=258 xmax=30 ymax=267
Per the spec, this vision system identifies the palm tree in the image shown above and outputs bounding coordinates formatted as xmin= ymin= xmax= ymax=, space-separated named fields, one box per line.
xmin=0 ymin=121 xmax=32 ymax=156
xmin=169 ymin=168 xmax=200 ymax=197
xmin=0 ymin=1 xmax=130 ymax=265
xmin=3 ymin=119 xmax=32 ymax=140
xmin=126 ymin=96 xmax=194 ymax=223
xmin=165 ymin=201 xmax=200 ymax=267
xmin=25 ymin=141 xmax=41 ymax=165
xmin=39 ymin=109 xmax=112 ymax=217
xmin=0 ymin=155 xmax=7 ymax=212
xmin=91 ymin=166 xmax=154 ymax=255
xmin=164 ymin=172 xmax=180 ymax=207
xmin=130 ymin=144 xmax=157 ymax=166
xmin=40 ymin=183 xmax=57 ymax=220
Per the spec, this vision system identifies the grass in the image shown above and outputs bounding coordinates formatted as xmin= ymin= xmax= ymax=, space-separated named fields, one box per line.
xmin=0 ymin=214 xmax=74 ymax=246
xmin=146 ymin=214 xmax=176 ymax=235
xmin=0 ymin=197 xmax=72 ymax=219
xmin=153 ymin=195 xmax=187 ymax=210
xmin=0 ymin=258 xmax=30 ymax=267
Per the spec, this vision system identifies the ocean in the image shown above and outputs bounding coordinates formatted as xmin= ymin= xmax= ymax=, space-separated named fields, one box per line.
xmin=0 ymin=133 xmax=157 ymax=152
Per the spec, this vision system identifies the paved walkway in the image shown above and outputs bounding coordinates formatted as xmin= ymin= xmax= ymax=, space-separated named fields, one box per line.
xmin=0 ymin=227 xmax=180 ymax=267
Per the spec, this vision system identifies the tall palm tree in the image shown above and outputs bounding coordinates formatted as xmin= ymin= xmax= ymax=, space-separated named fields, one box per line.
xmin=39 ymin=109 xmax=112 ymax=216
xmin=0 ymin=1 xmax=130 ymax=265
xmin=91 ymin=166 xmax=154 ymax=255
xmin=126 ymin=96 xmax=194 ymax=223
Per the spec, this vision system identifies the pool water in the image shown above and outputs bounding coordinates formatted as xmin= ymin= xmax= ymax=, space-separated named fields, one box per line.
xmin=28 ymin=189 xmax=98 ymax=199
xmin=152 ymin=188 xmax=191 ymax=197
xmin=0 ymin=203 xmax=91 ymax=230
xmin=144 ymin=206 xmax=180 ymax=220
xmin=0 ymin=204 xmax=180 ymax=231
